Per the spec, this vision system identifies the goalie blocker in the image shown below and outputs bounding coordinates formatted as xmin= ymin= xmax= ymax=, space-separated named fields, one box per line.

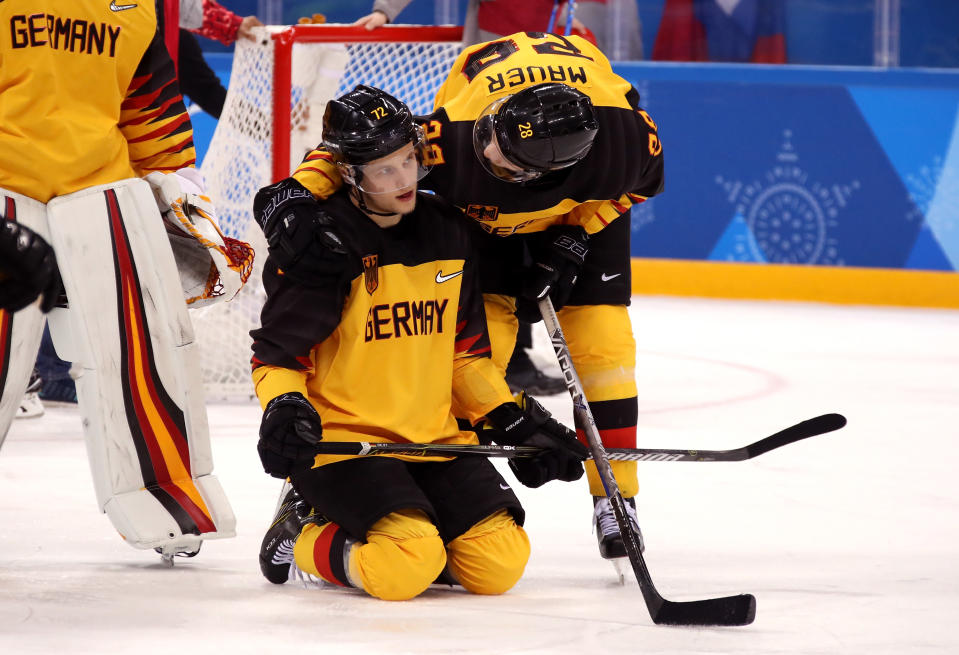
xmin=0 ymin=174 xmax=251 ymax=553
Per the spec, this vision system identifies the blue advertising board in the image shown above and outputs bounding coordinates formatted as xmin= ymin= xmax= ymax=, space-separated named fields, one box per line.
xmin=615 ymin=63 xmax=959 ymax=274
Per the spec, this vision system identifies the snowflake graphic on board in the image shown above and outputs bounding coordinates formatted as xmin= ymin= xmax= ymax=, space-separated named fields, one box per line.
xmin=905 ymin=155 xmax=959 ymax=235
xmin=630 ymin=197 xmax=656 ymax=232
xmin=715 ymin=130 xmax=860 ymax=265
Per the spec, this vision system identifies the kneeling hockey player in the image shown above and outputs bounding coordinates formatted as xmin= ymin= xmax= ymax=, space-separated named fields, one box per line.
xmin=251 ymin=85 xmax=588 ymax=600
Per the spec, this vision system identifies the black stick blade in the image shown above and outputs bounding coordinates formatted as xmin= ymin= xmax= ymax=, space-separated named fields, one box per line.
xmin=745 ymin=413 xmax=846 ymax=459
xmin=653 ymin=593 xmax=757 ymax=626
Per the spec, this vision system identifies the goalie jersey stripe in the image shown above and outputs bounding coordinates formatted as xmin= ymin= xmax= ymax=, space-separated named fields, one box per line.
xmin=104 ymin=190 xmax=216 ymax=536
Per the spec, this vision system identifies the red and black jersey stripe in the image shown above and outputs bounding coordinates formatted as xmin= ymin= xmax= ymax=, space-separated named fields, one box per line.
xmin=120 ymin=30 xmax=195 ymax=170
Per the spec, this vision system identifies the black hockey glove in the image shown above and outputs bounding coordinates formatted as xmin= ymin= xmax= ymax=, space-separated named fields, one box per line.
xmin=516 ymin=225 xmax=588 ymax=323
xmin=485 ymin=392 xmax=589 ymax=488
xmin=257 ymin=392 xmax=324 ymax=479
xmin=0 ymin=220 xmax=62 ymax=313
xmin=253 ymin=178 xmax=349 ymax=284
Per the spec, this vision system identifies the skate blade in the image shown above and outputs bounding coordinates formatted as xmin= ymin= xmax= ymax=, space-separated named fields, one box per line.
xmin=610 ymin=557 xmax=627 ymax=585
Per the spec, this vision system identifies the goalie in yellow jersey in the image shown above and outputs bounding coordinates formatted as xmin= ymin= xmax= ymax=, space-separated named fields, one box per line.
xmin=252 ymin=86 xmax=587 ymax=600
xmin=1 ymin=1 xmax=249 ymax=560
xmin=255 ymin=32 xmax=664 ymax=565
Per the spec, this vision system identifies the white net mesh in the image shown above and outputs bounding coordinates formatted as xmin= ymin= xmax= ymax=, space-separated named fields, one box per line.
xmin=195 ymin=27 xmax=462 ymax=399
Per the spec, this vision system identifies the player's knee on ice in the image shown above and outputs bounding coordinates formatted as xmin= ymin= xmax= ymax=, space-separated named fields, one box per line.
xmin=293 ymin=510 xmax=446 ymax=600
xmin=292 ymin=508 xmax=529 ymax=600
xmin=447 ymin=509 xmax=530 ymax=595
xmin=350 ymin=510 xmax=446 ymax=601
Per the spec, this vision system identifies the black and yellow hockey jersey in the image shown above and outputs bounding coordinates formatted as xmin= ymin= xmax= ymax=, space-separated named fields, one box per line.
xmin=251 ymin=190 xmax=513 ymax=466
xmin=0 ymin=1 xmax=196 ymax=203
xmin=293 ymin=32 xmax=664 ymax=237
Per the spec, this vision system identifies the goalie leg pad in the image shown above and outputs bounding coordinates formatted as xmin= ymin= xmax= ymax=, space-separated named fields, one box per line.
xmin=45 ymin=179 xmax=235 ymax=549
xmin=0 ymin=190 xmax=49 ymax=449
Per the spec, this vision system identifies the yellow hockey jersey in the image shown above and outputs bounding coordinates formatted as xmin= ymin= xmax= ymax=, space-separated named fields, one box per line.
xmin=293 ymin=32 xmax=663 ymax=236
xmin=251 ymin=190 xmax=513 ymax=467
xmin=0 ymin=1 xmax=196 ymax=203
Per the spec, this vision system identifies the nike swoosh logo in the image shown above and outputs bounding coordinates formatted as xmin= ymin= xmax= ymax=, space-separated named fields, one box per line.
xmin=110 ymin=1 xmax=138 ymax=12
xmin=600 ymin=273 xmax=621 ymax=282
xmin=499 ymin=484 xmax=511 ymax=490
xmin=435 ymin=270 xmax=463 ymax=284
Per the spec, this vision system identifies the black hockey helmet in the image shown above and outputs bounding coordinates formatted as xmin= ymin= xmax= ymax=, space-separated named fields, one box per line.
xmin=323 ymin=85 xmax=418 ymax=164
xmin=473 ymin=82 xmax=599 ymax=182
xmin=322 ymin=85 xmax=430 ymax=193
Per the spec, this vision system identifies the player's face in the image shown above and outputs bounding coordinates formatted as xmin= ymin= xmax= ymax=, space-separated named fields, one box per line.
xmin=483 ymin=136 xmax=525 ymax=175
xmin=478 ymin=132 xmax=543 ymax=183
xmin=356 ymin=143 xmax=419 ymax=215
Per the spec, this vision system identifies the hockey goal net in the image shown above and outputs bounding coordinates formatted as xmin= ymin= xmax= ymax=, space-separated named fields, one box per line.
xmin=195 ymin=25 xmax=463 ymax=399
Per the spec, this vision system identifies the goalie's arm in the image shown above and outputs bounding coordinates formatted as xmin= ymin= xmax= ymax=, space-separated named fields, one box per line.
xmin=118 ymin=28 xmax=197 ymax=175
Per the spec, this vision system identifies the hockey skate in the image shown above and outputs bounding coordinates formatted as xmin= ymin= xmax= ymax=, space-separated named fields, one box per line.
xmin=593 ymin=496 xmax=644 ymax=582
xmin=38 ymin=376 xmax=78 ymax=406
xmin=259 ymin=482 xmax=325 ymax=585
xmin=16 ymin=372 xmax=44 ymax=419
xmin=155 ymin=541 xmax=202 ymax=567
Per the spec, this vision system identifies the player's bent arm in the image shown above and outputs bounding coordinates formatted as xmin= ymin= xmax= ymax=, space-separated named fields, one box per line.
xmin=119 ymin=29 xmax=197 ymax=175
xmin=251 ymin=264 xmax=344 ymax=406
xmin=451 ymin=356 xmax=515 ymax=425
xmin=449 ymin=251 xmax=514 ymax=422
xmin=566 ymin=194 xmax=647 ymax=235
xmin=252 ymin=365 xmax=311 ymax=410
xmin=292 ymin=148 xmax=344 ymax=199
xmin=565 ymin=104 xmax=665 ymax=233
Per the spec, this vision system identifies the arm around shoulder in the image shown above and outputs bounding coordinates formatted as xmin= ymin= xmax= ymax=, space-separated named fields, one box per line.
xmin=253 ymin=178 xmax=352 ymax=285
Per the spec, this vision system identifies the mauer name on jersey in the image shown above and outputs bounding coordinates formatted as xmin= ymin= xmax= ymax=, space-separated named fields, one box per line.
xmin=365 ymin=299 xmax=449 ymax=342
xmin=487 ymin=66 xmax=588 ymax=94
xmin=9 ymin=14 xmax=121 ymax=57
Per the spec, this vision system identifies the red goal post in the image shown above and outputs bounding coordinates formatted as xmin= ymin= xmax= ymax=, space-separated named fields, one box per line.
xmin=195 ymin=25 xmax=464 ymax=399
xmin=269 ymin=24 xmax=463 ymax=183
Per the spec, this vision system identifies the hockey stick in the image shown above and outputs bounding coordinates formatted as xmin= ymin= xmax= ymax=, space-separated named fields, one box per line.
xmin=309 ymin=413 xmax=845 ymax=461
xmin=540 ymin=297 xmax=755 ymax=626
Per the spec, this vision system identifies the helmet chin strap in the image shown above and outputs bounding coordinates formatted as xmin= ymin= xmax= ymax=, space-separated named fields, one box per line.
xmin=350 ymin=186 xmax=398 ymax=218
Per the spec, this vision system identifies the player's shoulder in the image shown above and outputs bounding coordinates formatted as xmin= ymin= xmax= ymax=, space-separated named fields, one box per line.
xmin=415 ymin=190 xmax=463 ymax=221
xmin=414 ymin=192 xmax=473 ymax=239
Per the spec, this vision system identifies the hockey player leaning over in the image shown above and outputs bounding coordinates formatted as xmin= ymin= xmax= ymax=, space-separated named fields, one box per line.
xmin=253 ymin=32 xmax=664 ymax=563
xmin=251 ymin=86 xmax=588 ymax=600
xmin=0 ymin=1 xmax=251 ymax=560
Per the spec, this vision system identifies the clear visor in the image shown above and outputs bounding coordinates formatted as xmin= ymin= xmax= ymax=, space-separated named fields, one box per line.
xmin=339 ymin=130 xmax=432 ymax=195
xmin=473 ymin=98 xmax=544 ymax=183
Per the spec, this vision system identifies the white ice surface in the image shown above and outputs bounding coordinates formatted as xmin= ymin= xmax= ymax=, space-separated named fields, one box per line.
xmin=2 ymin=295 xmax=958 ymax=654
